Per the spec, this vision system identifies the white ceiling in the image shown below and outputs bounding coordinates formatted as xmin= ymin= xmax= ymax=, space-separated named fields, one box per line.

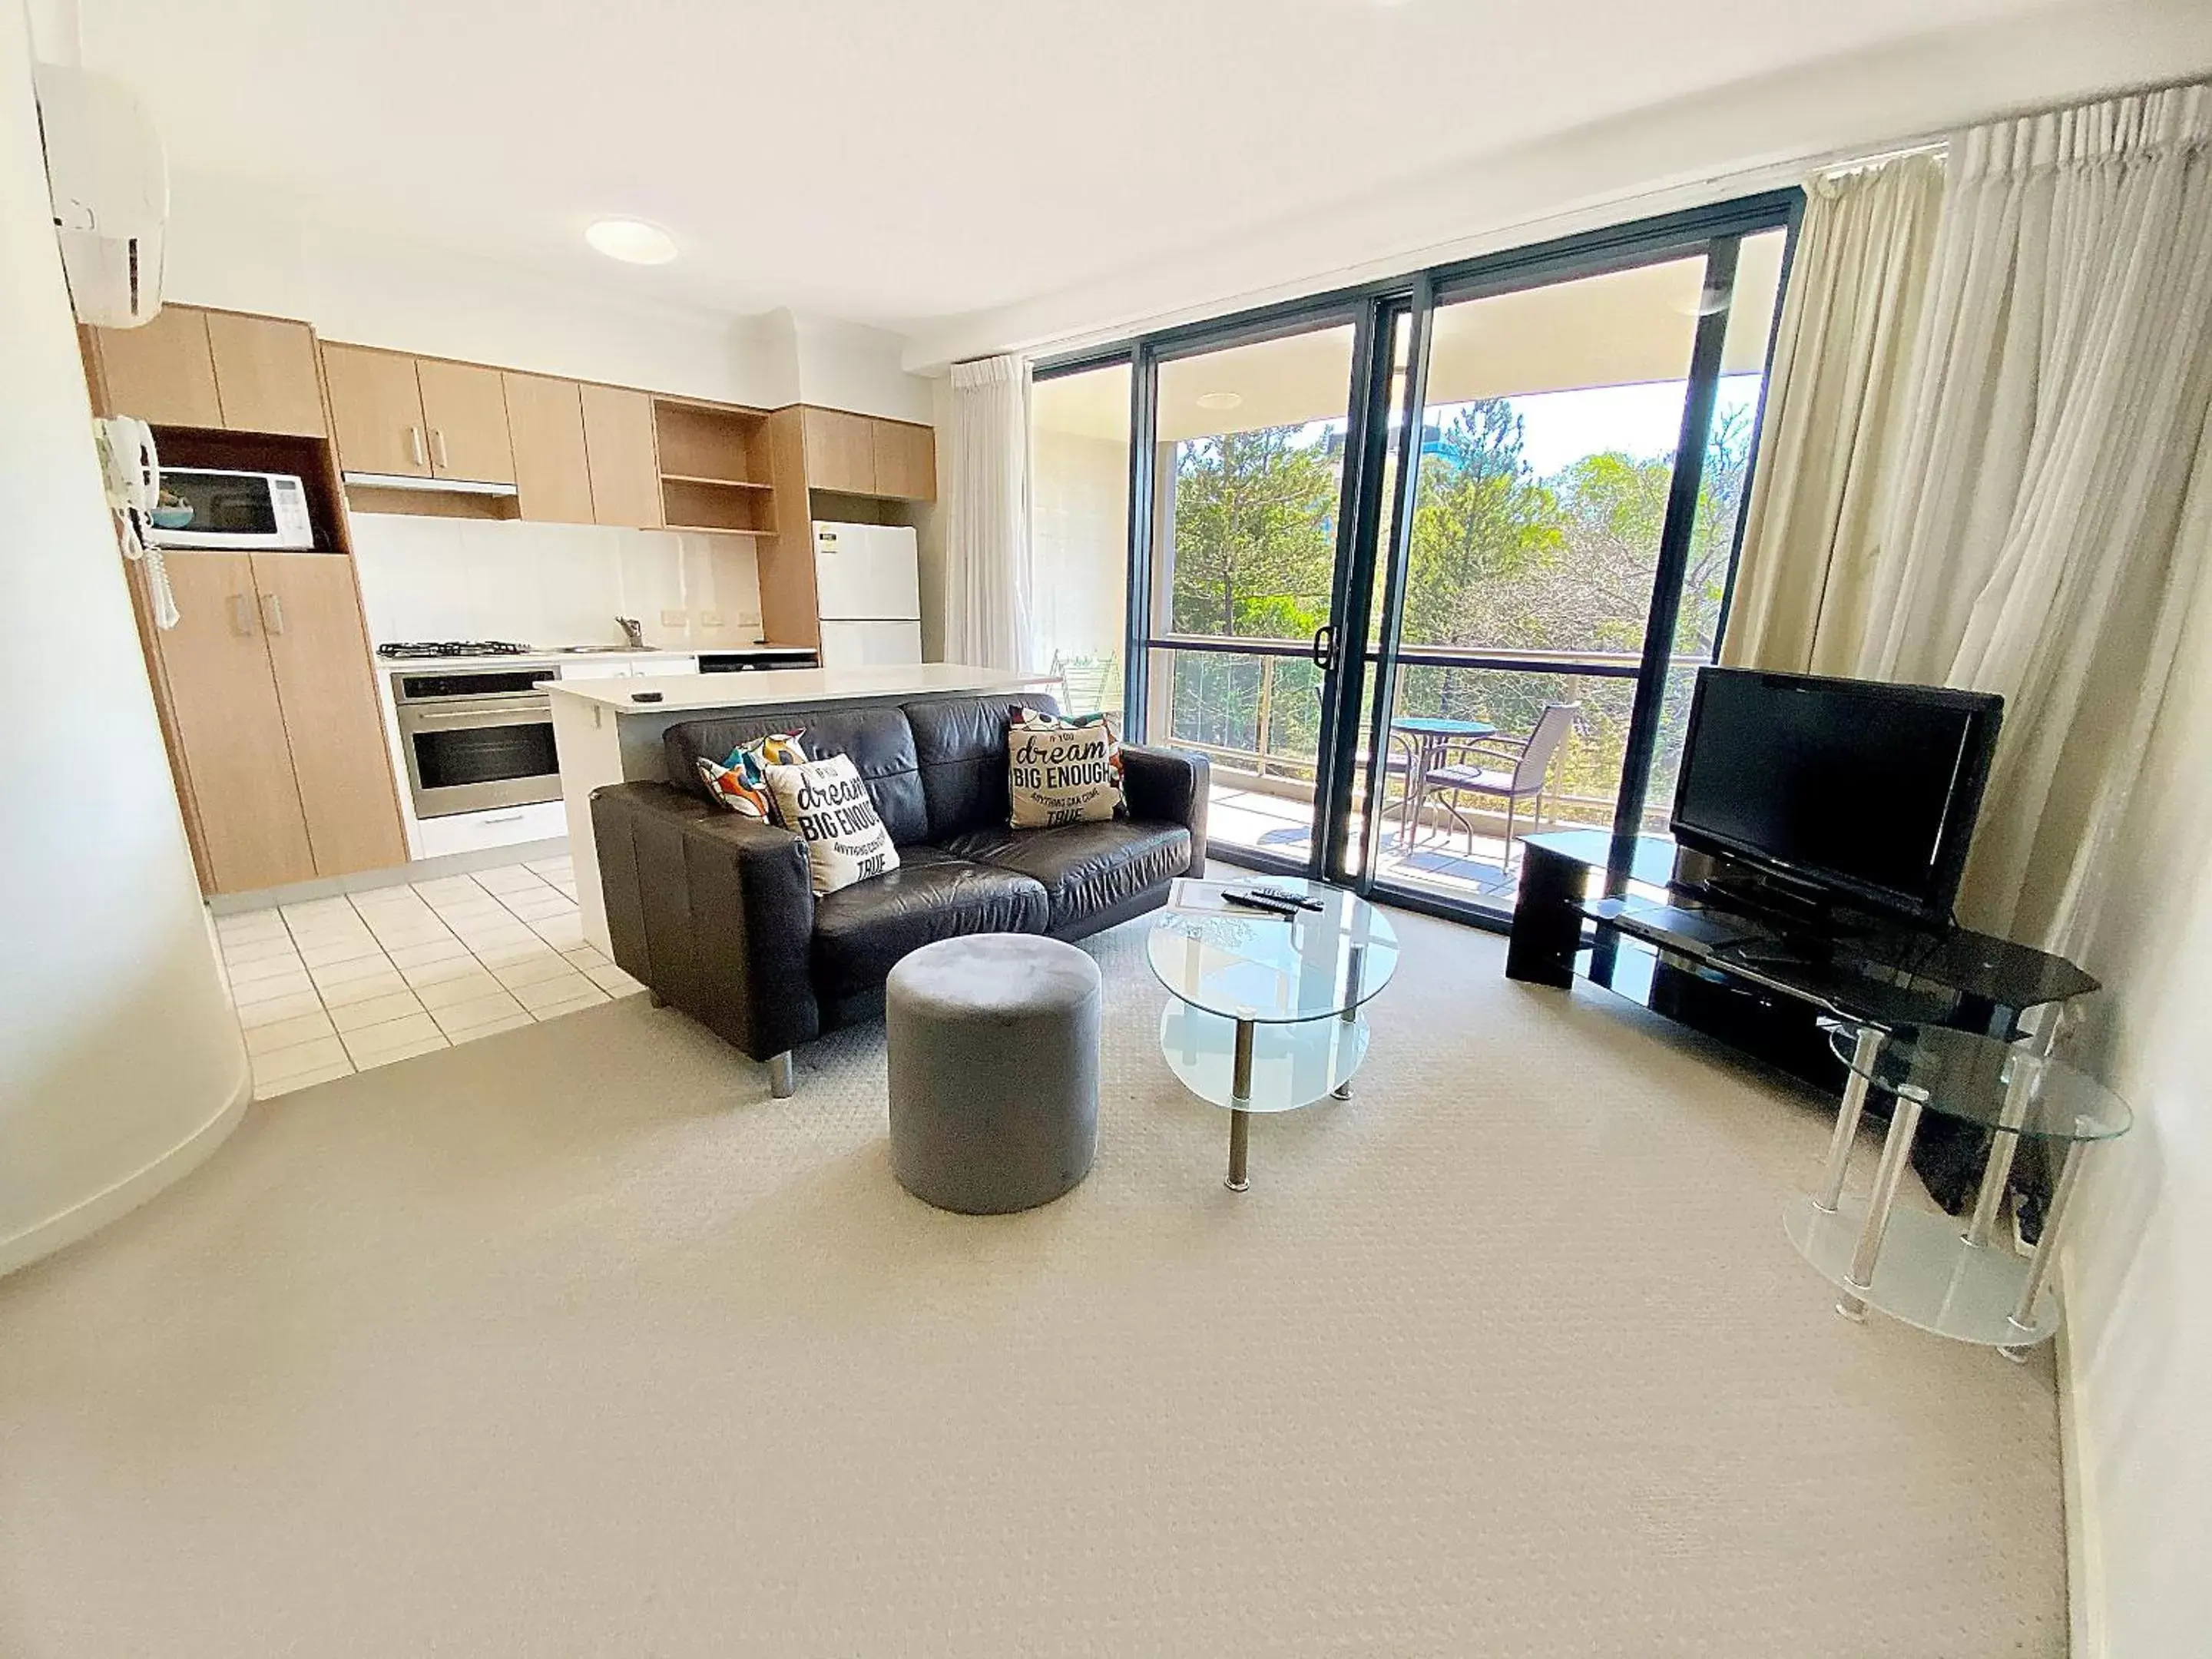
xmin=70 ymin=0 xmax=2076 ymax=340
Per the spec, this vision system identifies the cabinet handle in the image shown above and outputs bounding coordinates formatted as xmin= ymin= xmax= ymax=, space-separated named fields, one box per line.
xmin=227 ymin=593 xmax=255 ymax=636
xmin=258 ymin=592 xmax=286 ymax=635
xmin=431 ymin=429 xmax=449 ymax=470
xmin=409 ymin=426 xmax=426 ymax=468
xmin=482 ymin=813 xmax=525 ymax=824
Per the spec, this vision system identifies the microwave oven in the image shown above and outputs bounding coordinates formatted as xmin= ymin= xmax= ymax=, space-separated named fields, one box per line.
xmin=149 ymin=468 xmax=316 ymax=551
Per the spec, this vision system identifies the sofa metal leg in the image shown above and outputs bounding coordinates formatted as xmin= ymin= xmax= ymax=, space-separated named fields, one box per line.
xmin=767 ymin=1051 xmax=796 ymax=1098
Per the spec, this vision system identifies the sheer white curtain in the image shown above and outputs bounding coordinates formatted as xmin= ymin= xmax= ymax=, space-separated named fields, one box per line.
xmin=1722 ymin=154 xmax=1946 ymax=673
xmin=1856 ymin=84 xmax=2212 ymax=945
xmin=943 ymin=354 xmax=1035 ymax=671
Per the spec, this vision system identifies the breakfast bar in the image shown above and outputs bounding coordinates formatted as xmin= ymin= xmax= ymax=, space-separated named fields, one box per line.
xmin=551 ymin=664 xmax=1054 ymax=953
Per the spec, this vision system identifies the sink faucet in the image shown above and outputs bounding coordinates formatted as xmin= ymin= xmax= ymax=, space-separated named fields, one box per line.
xmin=615 ymin=616 xmax=647 ymax=650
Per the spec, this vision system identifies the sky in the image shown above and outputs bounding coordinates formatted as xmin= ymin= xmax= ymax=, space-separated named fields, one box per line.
xmin=1504 ymin=374 xmax=1763 ymax=476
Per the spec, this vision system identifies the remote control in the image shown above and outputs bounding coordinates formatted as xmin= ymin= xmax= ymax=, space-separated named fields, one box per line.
xmin=1222 ymin=891 xmax=1301 ymax=917
xmin=1250 ymin=885 xmax=1324 ymax=912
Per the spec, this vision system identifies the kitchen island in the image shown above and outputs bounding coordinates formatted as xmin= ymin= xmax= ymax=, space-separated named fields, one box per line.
xmin=551 ymin=664 xmax=1055 ymax=952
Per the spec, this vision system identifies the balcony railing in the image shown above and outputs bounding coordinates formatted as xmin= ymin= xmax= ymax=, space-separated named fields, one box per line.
xmin=1151 ymin=638 xmax=1712 ymax=832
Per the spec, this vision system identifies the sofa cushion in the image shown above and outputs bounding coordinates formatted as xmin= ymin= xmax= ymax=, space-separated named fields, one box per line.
xmin=666 ymin=705 xmax=929 ymax=845
xmin=809 ymin=846 xmax=1050 ymax=1002
xmin=906 ymin=693 xmax=1058 ymax=842
xmin=939 ymin=820 xmax=1193 ymax=932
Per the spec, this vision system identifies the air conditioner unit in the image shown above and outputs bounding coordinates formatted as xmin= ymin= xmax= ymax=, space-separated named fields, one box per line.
xmin=32 ymin=64 xmax=168 ymax=328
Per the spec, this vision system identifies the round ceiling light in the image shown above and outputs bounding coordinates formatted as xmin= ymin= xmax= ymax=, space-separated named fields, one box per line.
xmin=1196 ymin=391 xmax=1244 ymax=411
xmin=586 ymin=217 xmax=678 ymax=265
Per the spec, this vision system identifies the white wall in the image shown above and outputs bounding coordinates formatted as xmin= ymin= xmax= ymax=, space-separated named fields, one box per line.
xmin=349 ymin=518 xmax=763 ymax=651
xmin=0 ymin=15 xmax=248 ymax=1273
xmin=2062 ymin=528 xmax=2212 ymax=1656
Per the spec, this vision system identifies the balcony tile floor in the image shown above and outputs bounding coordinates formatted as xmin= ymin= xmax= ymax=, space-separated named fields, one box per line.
xmin=1206 ymin=783 xmax=1540 ymax=902
xmin=216 ymin=856 xmax=645 ymax=1101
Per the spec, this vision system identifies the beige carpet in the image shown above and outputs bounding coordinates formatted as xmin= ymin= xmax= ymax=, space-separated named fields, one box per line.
xmin=0 ymin=906 xmax=2066 ymax=1657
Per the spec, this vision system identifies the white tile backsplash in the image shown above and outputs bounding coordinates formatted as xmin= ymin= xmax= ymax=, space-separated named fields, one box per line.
xmin=351 ymin=515 xmax=763 ymax=649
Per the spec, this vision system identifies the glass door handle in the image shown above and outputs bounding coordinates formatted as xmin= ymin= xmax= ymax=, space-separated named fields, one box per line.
xmin=1310 ymin=624 xmax=1336 ymax=672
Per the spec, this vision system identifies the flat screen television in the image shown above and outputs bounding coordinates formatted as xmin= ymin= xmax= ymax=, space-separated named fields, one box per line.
xmin=1671 ymin=667 xmax=2004 ymax=925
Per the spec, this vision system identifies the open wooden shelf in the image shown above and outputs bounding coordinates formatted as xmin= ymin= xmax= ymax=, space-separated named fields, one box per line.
xmin=660 ymin=474 xmax=777 ymax=535
xmin=653 ymin=399 xmax=770 ymax=484
xmin=658 ymin=472 xmax=774 ymax=490
xmin=662 ymin=522 xmax=772 ymax=538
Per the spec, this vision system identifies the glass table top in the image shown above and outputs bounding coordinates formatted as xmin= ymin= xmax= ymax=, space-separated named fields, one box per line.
xmin=1147 ymin=877 xmax=1399 ymax=1024
xmin=1823 ymin=1022 xmax=2133 ymax=1142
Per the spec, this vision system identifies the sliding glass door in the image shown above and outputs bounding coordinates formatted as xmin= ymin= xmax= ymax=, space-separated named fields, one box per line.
xmin=1039 ymin=194 xmax=1798 ymax=924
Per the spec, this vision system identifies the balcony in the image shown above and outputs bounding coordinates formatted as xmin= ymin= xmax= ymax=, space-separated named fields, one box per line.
xmin=1152 ymin=642 xmax=1710 ymax=912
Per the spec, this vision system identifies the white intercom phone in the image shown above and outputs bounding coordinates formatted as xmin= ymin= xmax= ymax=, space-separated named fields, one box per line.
xmin=93 ymin=415 xmax=178 ymax=628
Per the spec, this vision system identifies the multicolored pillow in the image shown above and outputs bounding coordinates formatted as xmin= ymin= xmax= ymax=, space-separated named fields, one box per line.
xmin=1007 ymin=707 xmax=1123 ymax=828
xmin=697 ymin=732 xmax=807 ymax=818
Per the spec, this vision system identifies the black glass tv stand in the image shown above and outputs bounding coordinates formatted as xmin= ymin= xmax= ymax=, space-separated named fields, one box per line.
xmin=1505 ymin=830 xmax=2101 ymax=1208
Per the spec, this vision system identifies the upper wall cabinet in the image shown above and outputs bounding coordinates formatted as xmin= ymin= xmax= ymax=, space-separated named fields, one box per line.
xmin=88 ymin=304 xmax=327 ymax=438
xmin=873 ymin=420 xmax=937 ymax=502
xmin=798 ymin=406 xmax=936 ymax=502
xmin=503 ymin=373 xmax=595 ymax=525
xmin=322 ymin=344 xmax=515 ymax=485
xmin=801 ymin=407 xmax=876 ymax=495
xmin=580 ymin=384 xmax=662 ymax=529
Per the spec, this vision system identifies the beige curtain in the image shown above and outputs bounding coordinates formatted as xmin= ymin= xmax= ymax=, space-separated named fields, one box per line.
xmin=943 ymin=354 xmax=1035 ymax=671
xmin=1721 ymin=154 xmax=1945 ymax=673
xmin=1858 ymin=84 xmax=2212 ymax=945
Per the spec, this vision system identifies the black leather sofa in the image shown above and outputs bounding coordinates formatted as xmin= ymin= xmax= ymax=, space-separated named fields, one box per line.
xmin=589 ymin=694 xmax=1209 ymax=1093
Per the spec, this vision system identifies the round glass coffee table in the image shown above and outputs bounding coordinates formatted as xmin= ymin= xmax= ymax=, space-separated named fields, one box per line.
xmin=1787 ymin=1020 xmax=2131 ymax=1354
xmin=1147 ymin=878 xmax=1399 ymax=1191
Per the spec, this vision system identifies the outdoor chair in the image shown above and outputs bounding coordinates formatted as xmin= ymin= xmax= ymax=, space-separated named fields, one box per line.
xmin=1412 ymin=702 xmax=1581 ymax=876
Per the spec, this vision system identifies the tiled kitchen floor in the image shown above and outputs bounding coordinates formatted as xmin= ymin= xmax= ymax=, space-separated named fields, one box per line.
xmin=215 ymin=855 xmax=645 ymax=1100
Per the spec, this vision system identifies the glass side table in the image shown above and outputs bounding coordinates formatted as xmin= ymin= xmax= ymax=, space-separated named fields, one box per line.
xmin=1786 ymin=1021 xmax=2131 ymax=1356
xmin=1147 ymin=878 xmax=1400 ymax=1191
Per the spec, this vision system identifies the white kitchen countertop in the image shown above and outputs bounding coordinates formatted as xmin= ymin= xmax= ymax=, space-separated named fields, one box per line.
xmin=376 ymin=644 xmax=807 ymax=673
xmin=545 ymin=662 xmax=1053 ymax=714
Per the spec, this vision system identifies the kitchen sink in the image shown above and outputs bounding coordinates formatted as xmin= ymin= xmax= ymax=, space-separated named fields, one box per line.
xmin=551 ymin=644 xmax=637 ymax=654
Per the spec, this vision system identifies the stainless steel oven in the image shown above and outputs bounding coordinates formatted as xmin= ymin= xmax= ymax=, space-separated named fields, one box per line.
xmin=392 ymin=667 xmax=560 ymax=819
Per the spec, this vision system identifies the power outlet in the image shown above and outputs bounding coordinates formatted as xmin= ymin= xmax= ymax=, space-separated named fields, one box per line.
xmin=659 ymin=608 xmax=687 ymax=629
xmin=700 ymin=609 xmax=724 ymax=629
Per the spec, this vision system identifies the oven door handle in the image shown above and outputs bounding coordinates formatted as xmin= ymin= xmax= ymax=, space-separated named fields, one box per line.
xmin=401 ymin=705 xmax=552 ymax=727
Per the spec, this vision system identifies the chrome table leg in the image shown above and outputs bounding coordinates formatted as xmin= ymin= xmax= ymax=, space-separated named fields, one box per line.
xmin=1333 ymin=943 xmax=1364 ymax=1101
xmin=1839 ymin=1090 xmax=1926 ymax=1320
xmin=1816 ymin=1025 xmax=1886 ymax=1214
xmin=2002 ymin=1140 xmax=2088 ymax=1361
xmin=1227 ymin=1018 xmax=1254 ymax=1192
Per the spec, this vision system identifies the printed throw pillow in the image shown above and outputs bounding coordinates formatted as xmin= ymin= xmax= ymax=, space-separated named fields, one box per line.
xmin=761 ymin=753 xmax=902 ymax=896
xmin=697 ymin=732 xmax=807 ymax=818
xmin=1008 ymin=707 xmax=1123 ymax=828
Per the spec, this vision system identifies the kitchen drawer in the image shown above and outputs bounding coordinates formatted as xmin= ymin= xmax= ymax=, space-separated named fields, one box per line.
xmin=629 ymin=655 xmax=698 ymax=677
xmin=414 ymin=799 xmax=568 ymax=858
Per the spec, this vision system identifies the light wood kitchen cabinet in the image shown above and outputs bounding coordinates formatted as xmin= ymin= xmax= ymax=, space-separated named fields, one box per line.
xmin=145 ymin=551 xmax=405 ymax=895
xmin=250 ymin=553 xmax=409 ymax=877
xmin=503 ymin=373 xmax=595 ymax=524
xmin=323 ymin=343 xmax=432 ymax=476
xmin=153 ymin=552 xmax=319 ymax=892
xmin=204 ymin=312 xmax=326 ymax=437
xmin=323 ymin=346 xmax=516 ymax=484
xmin=90 ymin=306 xmax=329 ymax=437
xmin=581 ymin=383 xmax=662 ymax=528
xmin=801 ymin=406 xmax=876 ymax=494
xmin=872 ymin=420 xmax=937 ymax=502
xmin=88 ymin=305 xmax=224 ymax=428
xmin=416 ymin=358 xmax=515 ymax=485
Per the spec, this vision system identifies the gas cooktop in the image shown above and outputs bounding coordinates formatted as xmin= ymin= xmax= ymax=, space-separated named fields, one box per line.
xmin=376 ymin=641 xmax=536 ymax=660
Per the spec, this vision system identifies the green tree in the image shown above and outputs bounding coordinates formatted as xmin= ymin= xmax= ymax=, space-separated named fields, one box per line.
xmin=1169 ymin=426 xmax=1339 ymax=637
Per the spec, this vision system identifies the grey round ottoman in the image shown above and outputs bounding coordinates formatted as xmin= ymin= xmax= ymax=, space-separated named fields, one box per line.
xmin=886 ymin=933 xmax=1102 ymax=1214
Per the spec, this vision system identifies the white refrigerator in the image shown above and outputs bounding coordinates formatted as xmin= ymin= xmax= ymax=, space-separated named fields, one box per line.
xmin=813 ymin=521 xmax=922 ymax=669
